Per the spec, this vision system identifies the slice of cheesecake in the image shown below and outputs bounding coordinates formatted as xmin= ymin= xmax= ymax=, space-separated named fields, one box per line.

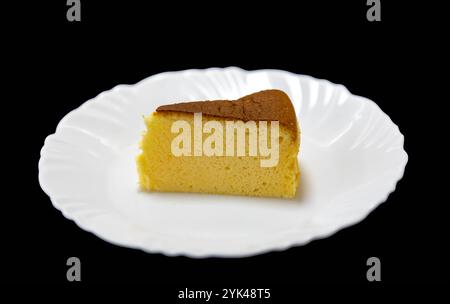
xmin=136 ymin=89 xmax=300 ymax=198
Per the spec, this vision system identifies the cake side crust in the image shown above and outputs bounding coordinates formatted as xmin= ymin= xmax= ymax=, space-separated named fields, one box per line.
xmin=156 ymin=89 xmax=298 ymax=138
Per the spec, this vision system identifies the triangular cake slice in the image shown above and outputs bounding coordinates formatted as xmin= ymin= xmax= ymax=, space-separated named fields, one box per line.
xmin=136 ymin=89 xmax=300 ymax=198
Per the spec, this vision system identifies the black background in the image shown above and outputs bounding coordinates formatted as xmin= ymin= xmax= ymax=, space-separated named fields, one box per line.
xmin=10 ymin=0 xmax=438 ymax=300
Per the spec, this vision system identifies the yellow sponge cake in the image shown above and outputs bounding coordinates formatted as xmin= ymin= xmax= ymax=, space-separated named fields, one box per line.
xmin=136 ymin=89 xmax=300 ymax=198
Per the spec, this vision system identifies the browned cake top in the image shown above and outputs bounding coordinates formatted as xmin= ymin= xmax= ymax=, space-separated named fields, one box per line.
xmin=156 ymin=89 xmax=298 ymax=135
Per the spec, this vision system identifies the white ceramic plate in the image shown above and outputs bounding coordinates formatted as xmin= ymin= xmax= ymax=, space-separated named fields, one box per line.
xmin=39 ymin=67 xmax=407 ymax=258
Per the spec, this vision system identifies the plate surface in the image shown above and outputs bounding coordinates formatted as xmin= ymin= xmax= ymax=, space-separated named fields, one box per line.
xmin=38 ymin=67 xmax=407 ymax=258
